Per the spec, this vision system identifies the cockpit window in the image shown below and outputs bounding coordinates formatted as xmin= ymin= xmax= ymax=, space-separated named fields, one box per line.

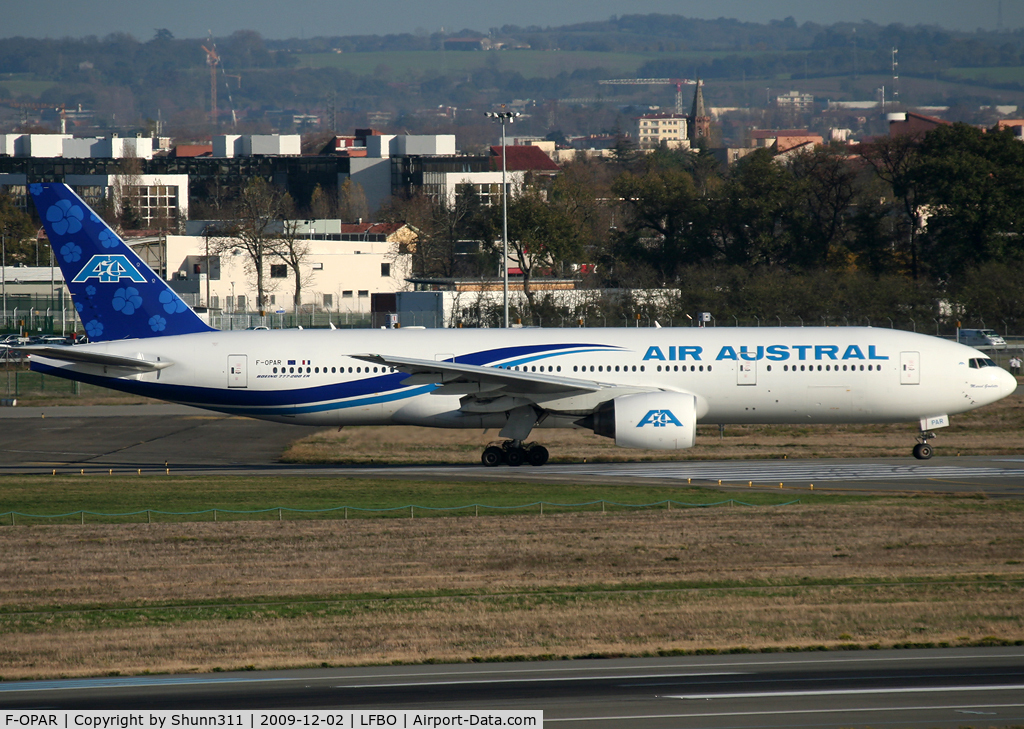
xmin=969 ymin=358 xmax=999 ymax=369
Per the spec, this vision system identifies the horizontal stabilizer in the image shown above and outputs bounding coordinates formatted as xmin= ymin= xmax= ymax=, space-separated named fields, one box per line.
xmin=22 ymin=346 xmax=173 ymax=372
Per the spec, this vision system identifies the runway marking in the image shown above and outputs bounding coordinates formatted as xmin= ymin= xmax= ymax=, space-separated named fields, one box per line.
xmin=2 ymin=650 xmax=1022 ymax=694
xmin=540 ymin=463 xmax=1024 ymax=482
xmin=664 ymin=683 xmax=1024 ymax=699
xmin=335 ymin=672 xmax=742 ymax=689
xmin=546 ymin=703 xmax=1024 ymax=723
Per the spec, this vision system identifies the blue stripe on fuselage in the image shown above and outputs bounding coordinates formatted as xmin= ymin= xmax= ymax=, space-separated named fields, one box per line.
xmin=30 ymin=341 xmax=625 ymax=414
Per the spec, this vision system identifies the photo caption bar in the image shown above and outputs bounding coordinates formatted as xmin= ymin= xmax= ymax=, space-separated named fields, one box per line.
xmin=2 ymin=712 xmax=542 ymax=729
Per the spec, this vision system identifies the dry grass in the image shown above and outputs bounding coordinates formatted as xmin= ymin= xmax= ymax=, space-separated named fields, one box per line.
xmin=1 ymin=500 xmax=1022 ymax=678
xmin=283 ymin=387 xmax=1024 ymax=463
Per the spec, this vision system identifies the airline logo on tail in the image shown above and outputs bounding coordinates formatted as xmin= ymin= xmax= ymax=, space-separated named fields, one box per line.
xmin=637 ymin=410 xmax=683 ymax=428
xmin=71 ymin=255 xmax=148 ymax=284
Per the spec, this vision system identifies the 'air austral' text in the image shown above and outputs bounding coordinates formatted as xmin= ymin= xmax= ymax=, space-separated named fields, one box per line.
xmin=642 ymin=344 xmax=889 ymax=362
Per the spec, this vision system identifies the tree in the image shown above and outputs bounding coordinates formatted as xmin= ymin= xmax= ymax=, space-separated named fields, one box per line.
xmin=308 ymin=183 xmax=337 ymax=219
xmin=712 ymin=149 xmax=798 ymax=267
xmin=0 ymin=191 xmax=37 ymax=266
xmin=490 ymin=186 xmax=581 ymax=315
xmin=273 ymin=219 xmax=315 ymax=313
xmin=221 ymin=178 xmax=288 ymax=314
xmin=381 ymin=190 xmax=490 ymax=281
xmin=788 ymin=144 xmax=859 ymax=270
xmin=338 ymin=178 xmax=369 ymax=222
xmin=908 ymin=124 xmax=1024 ymax=277
xmin=611 ymin=161 xmax=711 ymax=278
xmin=549 ymin=156 xmax=616 ymax=259
xmin=860 ymin=133 xmax=928 ymax=279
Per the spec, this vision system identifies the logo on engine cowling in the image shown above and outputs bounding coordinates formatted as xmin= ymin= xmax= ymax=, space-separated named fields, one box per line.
xmin=637 ymin=409 xmax=683 ymax=428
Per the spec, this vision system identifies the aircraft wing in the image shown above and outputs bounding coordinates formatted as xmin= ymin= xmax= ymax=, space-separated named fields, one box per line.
xmin=353 ymin=353 xmax=622 ymax=397
xmin=21 ymin=346 xmax=173 ymax=372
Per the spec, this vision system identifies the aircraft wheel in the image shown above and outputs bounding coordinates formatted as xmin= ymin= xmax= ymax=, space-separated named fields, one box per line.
xmin=481 ymin=446 xmax=505 ymax=467
xmin=912 ymin=443 xmax=933 ymax=460
xmin=527 ymin=445 xmax=549 ymax=467
xmin=505 ymin=447 xmax=525 ymax=467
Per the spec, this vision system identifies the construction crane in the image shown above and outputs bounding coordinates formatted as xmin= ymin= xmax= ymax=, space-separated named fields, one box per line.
xmin=598 ymin=78 xmax=699 ymax=114
xmin=201 ymin=40 xmax=220 ymax=127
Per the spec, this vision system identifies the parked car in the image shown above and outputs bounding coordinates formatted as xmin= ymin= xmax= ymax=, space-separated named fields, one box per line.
xmin=958 ymin=329 xmax=1007 ymax=350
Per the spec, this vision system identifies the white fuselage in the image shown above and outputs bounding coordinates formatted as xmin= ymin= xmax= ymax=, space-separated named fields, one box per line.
xmin=31 ymin=327 xmax=1016 ymax=434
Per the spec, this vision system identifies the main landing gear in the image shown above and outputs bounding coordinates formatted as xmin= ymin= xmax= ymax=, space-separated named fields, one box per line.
xmin=481 ymin=440 xmax=549 ymax=467
xmin=912 ymin=431 xmax=935 ymax=460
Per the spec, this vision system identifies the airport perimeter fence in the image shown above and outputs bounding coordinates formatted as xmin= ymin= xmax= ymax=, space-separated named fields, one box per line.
xmin=0 ymin=497 xmax=804 ymax=526
xmin=0 ymin=370 xmax=119 ymax=399
xmin=5 ymin=305 xmax=1024 ymax=337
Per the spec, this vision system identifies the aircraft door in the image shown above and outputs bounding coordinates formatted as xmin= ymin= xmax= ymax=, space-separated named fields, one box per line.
xmin=737 ymin=360 xmax=756 ymax=385
xmin=228 ymin=354 xmax=248 ymax=388
xmin=900 ymin=351 xmax=920 ymax=385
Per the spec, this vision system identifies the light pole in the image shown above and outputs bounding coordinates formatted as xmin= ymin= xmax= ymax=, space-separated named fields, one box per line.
xmin=485 ymin=108 xmax=520 ymax=328
xmin=2 ymin=234 xmax=6 ymax=330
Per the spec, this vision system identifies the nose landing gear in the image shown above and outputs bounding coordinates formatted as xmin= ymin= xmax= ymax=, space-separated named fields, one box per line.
xmin=912 ymin=431 xmax=935 ymax=460
xmin=481 ymin=440 xmax=549 ymax=467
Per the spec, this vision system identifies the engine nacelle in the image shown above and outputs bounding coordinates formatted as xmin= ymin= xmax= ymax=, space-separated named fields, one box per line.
xmin=577 ymin=392 xmax=697 ymax=450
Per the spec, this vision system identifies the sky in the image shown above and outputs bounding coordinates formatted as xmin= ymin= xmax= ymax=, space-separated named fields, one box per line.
xmin=3 ymin=0 xmax=1020 ymax=39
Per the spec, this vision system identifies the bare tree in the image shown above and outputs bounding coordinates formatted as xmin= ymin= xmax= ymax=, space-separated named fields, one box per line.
xmin=110 ymin=153 xmax=144 ymax=232
xmin=219 ymin=178 xmax=287 ymax=314
xmin=273 ymin=219 xmax=315 ymax=313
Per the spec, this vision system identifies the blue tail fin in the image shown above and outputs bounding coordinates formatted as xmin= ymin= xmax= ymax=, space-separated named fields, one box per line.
xmin=30 ymin=183 xmax=213 ymax=341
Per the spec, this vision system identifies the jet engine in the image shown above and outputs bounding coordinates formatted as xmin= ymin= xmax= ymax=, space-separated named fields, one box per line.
xmin=577 ymin=392 xmax=697 ymax=449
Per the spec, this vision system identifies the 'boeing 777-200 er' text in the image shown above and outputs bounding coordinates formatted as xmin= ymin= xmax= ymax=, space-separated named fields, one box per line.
xmin=19 ymin=184 xmax=1017 ymax=466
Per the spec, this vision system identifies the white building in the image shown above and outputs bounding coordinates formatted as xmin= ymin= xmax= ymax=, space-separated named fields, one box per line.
xmin=0 ymin=174 xmax=189 ymax=229
xmin=774 ymin=90 xmax=815 ymax=113
xmin=130 ymin=222 xmax=416 ymax=315
xmin=213 ymin=134 xmax=301 ymax=157
xmin=634 ymin=113 xmax=690 ymax=149
xmin=0 ymin=133 xmax=155 ymax=159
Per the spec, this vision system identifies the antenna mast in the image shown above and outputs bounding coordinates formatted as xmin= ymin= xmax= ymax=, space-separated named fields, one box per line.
xmin=892 ymin=47 xmax=899 ymax=105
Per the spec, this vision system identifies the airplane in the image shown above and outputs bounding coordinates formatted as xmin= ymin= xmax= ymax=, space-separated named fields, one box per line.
xmin=19 ymin=183 xmax=1018 ymax=466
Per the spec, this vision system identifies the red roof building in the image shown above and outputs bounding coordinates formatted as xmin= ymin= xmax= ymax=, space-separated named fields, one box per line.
xmin=489 ymin=145 xmax=559 ymax=172
xmin=888 ymin=112 xmax=950 ymax=137
xmin=169 ymin=144 xmax=213 ymax=158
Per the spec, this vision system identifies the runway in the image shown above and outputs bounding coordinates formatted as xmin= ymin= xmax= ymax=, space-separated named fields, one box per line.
xmin=1 ymin=648 xmax=1023 ymax=727
xmin=2 ymin=404 xmax=1024 ymax=494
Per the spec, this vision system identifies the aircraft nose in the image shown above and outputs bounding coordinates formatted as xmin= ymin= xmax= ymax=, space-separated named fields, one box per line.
xmin=1001 ymin=366 xmax=1020 ymax=397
